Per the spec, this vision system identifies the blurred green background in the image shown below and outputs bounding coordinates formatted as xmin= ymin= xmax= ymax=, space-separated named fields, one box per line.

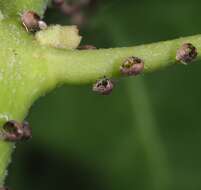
xmin=6 ymin=0 xmax=201 ymax=189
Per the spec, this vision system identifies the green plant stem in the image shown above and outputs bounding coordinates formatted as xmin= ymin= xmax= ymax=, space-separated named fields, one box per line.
xmin=126 ymin=78 xmax=170 ymax=190
xmin=0 ymin=0 xmax=201 ymax=185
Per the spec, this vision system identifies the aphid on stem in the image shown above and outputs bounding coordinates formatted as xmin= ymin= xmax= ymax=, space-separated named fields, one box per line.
xmin=0 ymin=120 xmax=32 ymax=142
xmin=21 ymin=11 xmax=47 ymax=32
xmin=92 ymin=77 xmax=114 ymax=95
xmin=176 ymin=43 xmax=197 ymax=64
xmin=120 ymin=56 xmax=144 ymax=76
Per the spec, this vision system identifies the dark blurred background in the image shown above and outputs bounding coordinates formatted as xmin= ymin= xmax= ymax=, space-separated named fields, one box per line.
xmin=6 ymin=0 xmax=201 ymax=190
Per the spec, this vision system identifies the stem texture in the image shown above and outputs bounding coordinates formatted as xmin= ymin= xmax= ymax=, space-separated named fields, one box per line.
xmin=0 ymin=0 xmax=201 ymax=186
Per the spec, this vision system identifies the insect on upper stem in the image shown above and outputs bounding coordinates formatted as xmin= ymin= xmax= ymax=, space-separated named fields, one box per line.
xmin=21 ymin=11 xmax=47 ymax=32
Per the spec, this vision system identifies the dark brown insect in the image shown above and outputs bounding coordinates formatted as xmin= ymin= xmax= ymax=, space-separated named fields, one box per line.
xmin=21 ymin=11 xmax=47 ymax=32
xmin=92 ymin=77 xmax=114 ymax=95
xmin=176 ymin=43 xmax=197 ymax=64
xmin=120 ymin=56 xmax=144 ymax=76
xmin=2 ymin=120 xmax=32 ymax=142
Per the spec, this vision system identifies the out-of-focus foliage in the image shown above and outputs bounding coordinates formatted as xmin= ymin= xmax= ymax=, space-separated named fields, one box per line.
xmin=7 ymin=0 xmax=201 ymax=190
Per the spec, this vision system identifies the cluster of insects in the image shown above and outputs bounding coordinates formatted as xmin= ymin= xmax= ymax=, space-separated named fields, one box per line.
xmin=0 ymin=1 xmax=199 ymax=188
xmin=1 ymin=8 xmax=196 ymax=145
xmin=21 ymin=10 xmax=145 ymax=96
xmin=1 ymin=3 xmax=197 ymax=144
xmin=93 ymin=57 xmax=144 ymax=95
xmin=21 ymin=10 xmax=198 ymax=97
